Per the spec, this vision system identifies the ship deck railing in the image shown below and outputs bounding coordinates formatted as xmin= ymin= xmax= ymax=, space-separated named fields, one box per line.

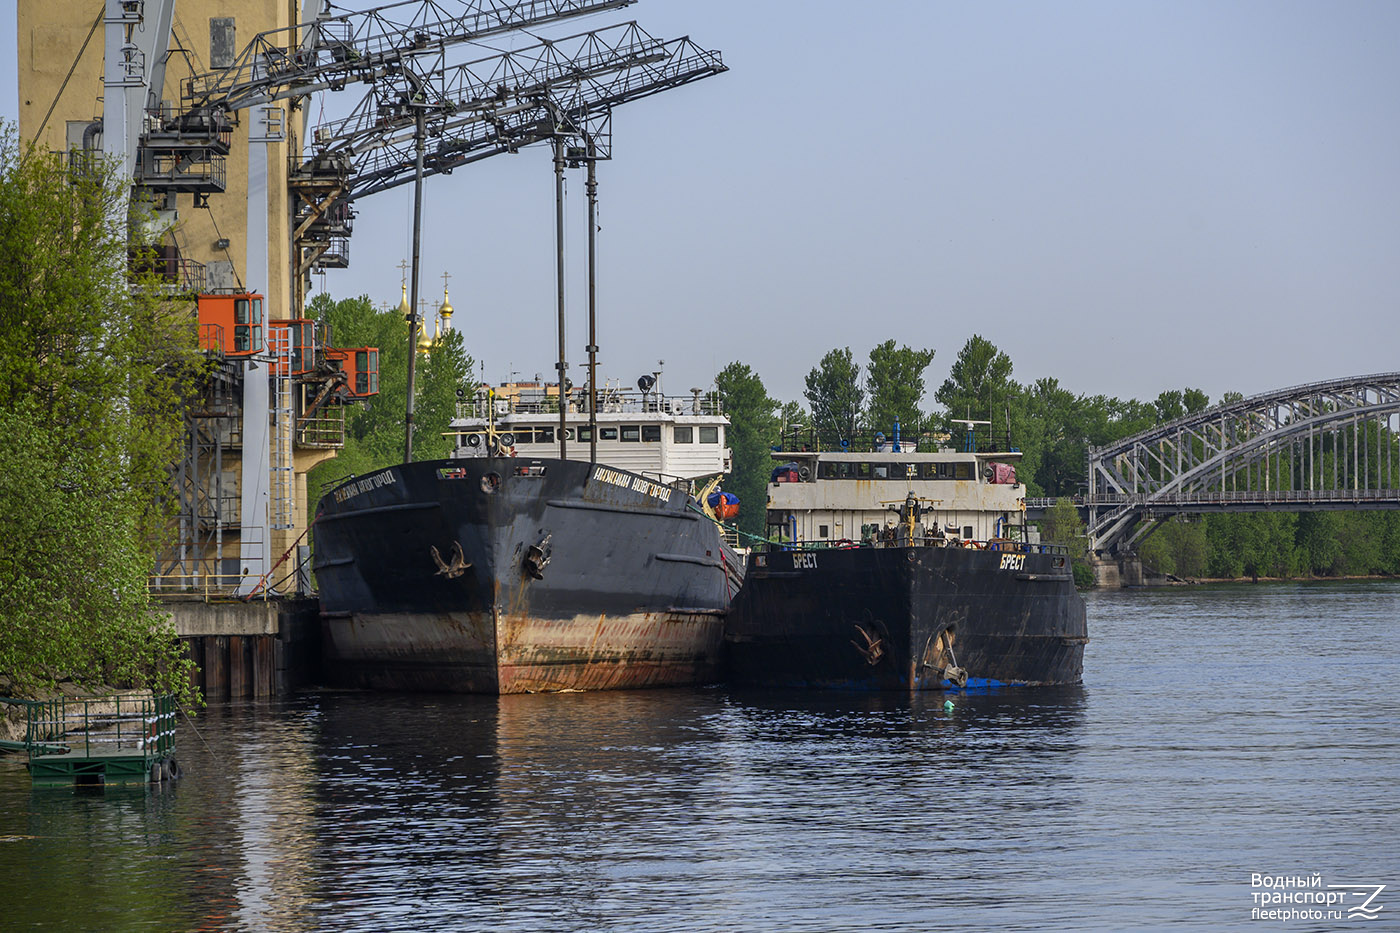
xmin=1 ymin=693 xmax=178 ymax=786
xmin=455 ymin=388 xmax=723 ymax=421
xmin=776 ymin=427 xmax=1016 ymax=455
xmin=763 ymin=538 xmax=1070 ymax=555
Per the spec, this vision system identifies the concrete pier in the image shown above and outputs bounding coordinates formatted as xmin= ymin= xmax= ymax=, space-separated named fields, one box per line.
xmin=163 ymin=597 xmax=321 ymax=700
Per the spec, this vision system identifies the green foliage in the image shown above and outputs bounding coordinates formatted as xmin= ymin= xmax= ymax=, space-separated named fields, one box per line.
xmin=0 ymin=127 xmax=197 ymax=701
xmin=1137 ymin=518 xmax=1208 ymax=578
xmin=1295 ymin=512 xmax=1344 ymax=575
xmin=777 ymin=400 xmax=807 ymax=445
xmin=715 ymin=362 xmax=779 ymax=537
xmin=1205 ymin=512 xmax=1298 ymax=579
xmin=934 ymin=334 xmax=1013 ymax=427
xmin=864 ymin=340 xmax=934 ymax=436
xmin=1183 ymin=387 xmax=1210 ymax=413
xmin=1154 ymin=390 xmax=1185 ymax=422
xmin=306 ymin=293 xmax=473 ymax=510
xmin=1038 ymin=498 xmax=1088 ymax=558
xmin=1071 ymin=562 xmax=1097 ymax=588
xmin=804 ymin=347 xmax=864 ymax=441
xmin=1036 ymin=498 xmax=1093 ymax=588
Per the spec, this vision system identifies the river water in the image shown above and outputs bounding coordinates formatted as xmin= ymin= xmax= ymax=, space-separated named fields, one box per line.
xmin=1 ymin=582 xmax=1396 ymax=932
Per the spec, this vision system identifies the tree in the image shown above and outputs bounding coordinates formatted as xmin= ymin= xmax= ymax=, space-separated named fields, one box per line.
xmin=1038 ymin=498 xmax=1088 ymax=557
xmin=307 ymin=293 xmax=474 ymax=508
xmin=1154 ymin=390 xmax=1185 ymax=422
xmin=934 ymin=334 xmax=1014 ymax=429
xmin=804 ymin=347 xmax=864 ymax=443
xmin=1183 ymin=387 xmax=1210 ymax=413
xmin=1138 ymin=518 xmax=1207 ymax=578
xmin=0 ymin=127 xmax=197 ymax=699
xmin=715 ymin=362 xmax=779 ymax=537
xmin=1037 ymin=498 xmax=1094 ymax=587
xmin=1024 ymin=377 xmax=1081 ymax=496
xmin=864 ymin=340 xmax=934 ymax=438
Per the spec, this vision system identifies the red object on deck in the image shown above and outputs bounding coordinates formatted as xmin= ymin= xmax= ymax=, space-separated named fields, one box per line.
xmin=987 ymin=462 xmax=1017 ymax=484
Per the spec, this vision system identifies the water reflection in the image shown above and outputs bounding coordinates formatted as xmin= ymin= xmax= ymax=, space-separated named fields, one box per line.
xmin=0 ymin=685 xmax=1092 ymax=932
xmin=1 ymin=585 xmax=1393 ymax=931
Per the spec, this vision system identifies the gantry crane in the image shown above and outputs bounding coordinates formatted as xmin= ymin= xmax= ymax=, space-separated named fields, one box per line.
xmin=106 ymin=0 xmax=724 ymax=590
xmin=291 ymin=21 xmax=726 ymax=458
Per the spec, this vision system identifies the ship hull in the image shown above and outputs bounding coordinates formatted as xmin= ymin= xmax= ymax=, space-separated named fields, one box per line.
xmin=724 ymin=545 xmax=1087 ymax=690
xmin=313 ymin=458 xmax=740 ymax=694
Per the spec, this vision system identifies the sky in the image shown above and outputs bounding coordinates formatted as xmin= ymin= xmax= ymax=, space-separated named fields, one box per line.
xmin=4 ymin=0 xmax=1399 ymax=410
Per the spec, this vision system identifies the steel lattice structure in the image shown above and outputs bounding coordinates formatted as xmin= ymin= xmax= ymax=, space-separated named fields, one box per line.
xmin=309 ymin=26 xmax=724 ymax=200
xmin=290 ymin=20 xmax=724 ymax=279
xmin=180 ymin=0 xmax=634 ymax=113
xmin=1087 ymin=373 xmax=1400 ymax=553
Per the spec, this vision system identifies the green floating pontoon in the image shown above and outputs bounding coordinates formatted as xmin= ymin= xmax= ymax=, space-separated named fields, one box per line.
xmin=2 ymin=694 xmax=179 ymax=787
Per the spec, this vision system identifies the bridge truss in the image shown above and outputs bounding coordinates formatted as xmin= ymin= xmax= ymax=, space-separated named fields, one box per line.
xmin=1086 ymin=373 xmax=1400 ymax=554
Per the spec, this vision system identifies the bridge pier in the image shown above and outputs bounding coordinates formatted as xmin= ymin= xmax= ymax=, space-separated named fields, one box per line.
xmin=1091 ymin=554 xmax=1146 ymax=588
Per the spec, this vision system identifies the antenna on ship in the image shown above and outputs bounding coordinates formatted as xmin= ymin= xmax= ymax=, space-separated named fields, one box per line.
xmin=950 ymin=419 xmax=991 ymax=453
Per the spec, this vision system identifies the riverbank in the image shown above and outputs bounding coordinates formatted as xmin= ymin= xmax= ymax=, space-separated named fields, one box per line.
xmin=1151 ymin=571 xmax=1398 ymax=586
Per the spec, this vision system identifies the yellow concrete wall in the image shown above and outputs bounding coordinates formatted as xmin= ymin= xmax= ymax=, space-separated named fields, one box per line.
xmin=18 ymin=0 xmax=295 ymax=313
xmin=20 ymin=0 xmax=341 ymax=592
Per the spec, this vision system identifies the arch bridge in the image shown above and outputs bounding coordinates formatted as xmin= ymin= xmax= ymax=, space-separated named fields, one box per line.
xmin=1084 ymin=373 xmax=1400 ymax=554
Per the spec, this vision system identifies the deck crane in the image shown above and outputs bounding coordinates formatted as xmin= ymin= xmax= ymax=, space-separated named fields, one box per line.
xmin=296 ymin=22 xmax=725 ymax=460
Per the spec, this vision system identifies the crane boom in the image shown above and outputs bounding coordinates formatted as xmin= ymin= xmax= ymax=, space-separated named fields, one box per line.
xmin=321 ymin=34 xmax=725 ymax=201
xmin=180 ymin=0 xmax=636 ymax=115
xmin=310 ymin=21 xmax=667 ymax=160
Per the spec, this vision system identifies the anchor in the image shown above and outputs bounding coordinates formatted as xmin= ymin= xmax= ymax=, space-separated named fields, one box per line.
xmin=431 ymin=540 xmax=470 ymax=578
xmin=850 ymin=622 xmax=885 ymax=666
xmin=523 ymin=533 xmax=552 ymax=580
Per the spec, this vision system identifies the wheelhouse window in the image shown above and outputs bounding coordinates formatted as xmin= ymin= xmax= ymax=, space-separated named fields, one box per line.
xmin=919 ymin=462 xmax=974 ymax=480
xmin=620 ymin=425 xmax=641 ymax=442
xmin=599 ymin=427 xmax=618 ymax=441
xmin=535 ymin=426 xmax=554 ymax=444
xmin=641 ymin=425 xmax=662 ymax=442
xmin=673 ymin=425 xmax=693 ymax=443
xmin=699 ymin=426 xmax=719 ymax=444
xmin=578 ymin=427 xmax=593 ymax=442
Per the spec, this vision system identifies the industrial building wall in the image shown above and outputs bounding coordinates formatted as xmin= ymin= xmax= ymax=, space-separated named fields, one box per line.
xmin=18 ymin=0 xmax=338 ymax=593
xmin=18 ymin=0 xmax=295 ymax=310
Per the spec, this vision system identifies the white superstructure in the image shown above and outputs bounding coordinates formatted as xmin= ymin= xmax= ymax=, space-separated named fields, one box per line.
xmin=764 ymin=447 xmax=1029 ymax=546
xmin=449 ymin=383 xmax=731 ymax=483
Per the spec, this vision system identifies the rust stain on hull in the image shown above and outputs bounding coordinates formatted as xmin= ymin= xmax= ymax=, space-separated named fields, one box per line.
xmin=326 ymin=609 xmax=723 ymax=694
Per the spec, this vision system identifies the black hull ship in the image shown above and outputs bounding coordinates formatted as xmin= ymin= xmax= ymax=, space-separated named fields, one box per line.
xmin=314 ymin=456 xmax=742 ymax=694
xmin=724 ymin=427 xmax=1087 ymax=690
xmin=726 ymin=543 xmax=1086 ymax=689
